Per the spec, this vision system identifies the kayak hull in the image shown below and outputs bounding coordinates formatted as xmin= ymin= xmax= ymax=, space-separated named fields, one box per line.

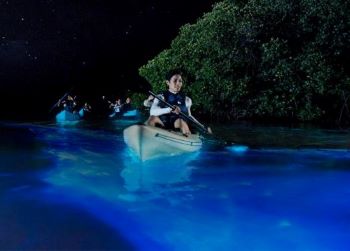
xmin=109 ymin=109 xmax=140 ymax=119
xmin=122 ymin=109 xmax=139 ymax=117
xmin=123 ymin=124 xmax=202 ymax=161
xmin=56 ymin=109 xmax=82 ymax=122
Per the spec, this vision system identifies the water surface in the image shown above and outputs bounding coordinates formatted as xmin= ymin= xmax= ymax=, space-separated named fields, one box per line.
xmin=0 ymin=121 xmax=349 ymax=250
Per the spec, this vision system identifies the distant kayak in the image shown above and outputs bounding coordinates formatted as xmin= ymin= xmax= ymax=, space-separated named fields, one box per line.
xmin=56 ymin=109 xmax=83 ymax=122
xmin=122 ymin=109 xmax=139 ymax=117
xmin=123 ymin=124 xmax=202 ymax=161
xmin=109 ymin=109 xmax=140 ymax=119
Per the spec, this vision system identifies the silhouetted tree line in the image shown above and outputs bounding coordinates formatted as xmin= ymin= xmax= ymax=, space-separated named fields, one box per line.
xmin=138 ymin=0 xmax=350 ymax=125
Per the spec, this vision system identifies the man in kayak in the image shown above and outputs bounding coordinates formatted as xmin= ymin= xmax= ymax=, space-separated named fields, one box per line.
xmin=108 ymin=98 xmax=122 ymax=118
xmin=121 ymin=97 xmax=132 ymax=113
xmin=59 ymin=95 xmax=77 ymax=113
xmin=146 ymin=69 xmax=201 ymax=136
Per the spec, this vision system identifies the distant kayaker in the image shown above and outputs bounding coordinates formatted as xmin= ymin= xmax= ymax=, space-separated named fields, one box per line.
xmin=109 ymin=98 xmax=122 ymax=118
xmin=146 ymin=69 xmax=202 ymax=136
xmin=143 ymin=95 xmax=154 ymax=108
xmin=83 ymin=102 xmax=92 ymax=113
xmin=121 ymin=97 xmax=132 ymax=113
xmin=59 ymin=95 xmax=77 ymax=113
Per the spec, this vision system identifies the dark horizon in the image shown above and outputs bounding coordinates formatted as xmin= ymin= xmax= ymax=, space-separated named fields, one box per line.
xmin=0 ymin=0 xmax=218 ymax=121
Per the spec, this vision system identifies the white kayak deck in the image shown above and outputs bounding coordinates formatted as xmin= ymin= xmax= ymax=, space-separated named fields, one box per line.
xmin=123 ymin=124 xmax=202 ymax=161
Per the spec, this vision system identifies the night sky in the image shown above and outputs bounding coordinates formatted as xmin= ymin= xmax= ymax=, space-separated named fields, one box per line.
xmin=0 ymin=0 xmax=218 ymax=120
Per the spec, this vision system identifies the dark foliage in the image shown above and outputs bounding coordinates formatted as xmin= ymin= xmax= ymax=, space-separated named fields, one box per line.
xmin=139 ymin=0 xmax=350 ymax=124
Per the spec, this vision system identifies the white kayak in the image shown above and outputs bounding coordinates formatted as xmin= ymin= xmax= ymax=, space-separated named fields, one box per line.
xmin=123 ymin=124 xmax=202 ymax=161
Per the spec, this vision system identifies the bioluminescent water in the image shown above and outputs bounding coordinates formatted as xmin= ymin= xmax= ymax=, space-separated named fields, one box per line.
xmin=1 ymin=121 xmax=349 ymax=250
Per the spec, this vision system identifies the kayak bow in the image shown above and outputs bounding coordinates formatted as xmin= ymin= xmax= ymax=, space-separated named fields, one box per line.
xmin=123 ymin=124 xmax=202 ymax=161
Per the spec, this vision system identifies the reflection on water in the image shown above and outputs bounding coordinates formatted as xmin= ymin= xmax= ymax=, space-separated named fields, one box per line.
xmin=119 ymin=151 xmax=198 ymax=201
xmin=1 ymin=121 xmax=350 ymax=251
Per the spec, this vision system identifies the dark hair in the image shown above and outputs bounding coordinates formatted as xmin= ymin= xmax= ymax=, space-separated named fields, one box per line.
xmin=165 ymin=69 xmax=183 ymax=81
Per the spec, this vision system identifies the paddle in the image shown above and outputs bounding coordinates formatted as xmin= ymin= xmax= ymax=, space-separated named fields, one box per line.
xmin=148 ymin=90 xmax=213 ymax=136
xmin=148 ymin=91 xmax=249 ymax=151
xmin=49 ymin=86 xmax=75 ymax=112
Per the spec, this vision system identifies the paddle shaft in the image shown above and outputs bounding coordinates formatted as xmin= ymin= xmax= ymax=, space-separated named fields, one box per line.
xmin=49 ymin=92 xmax=69 ymax=112
xmin=148 ymin=90 xmax=210 ymax=135
xmin=49 ymin=86 xmax=75 ymax=112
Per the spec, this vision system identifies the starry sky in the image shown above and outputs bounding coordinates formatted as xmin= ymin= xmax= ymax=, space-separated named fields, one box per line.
xmin=0 ymin=0 xmax=218 ymax=120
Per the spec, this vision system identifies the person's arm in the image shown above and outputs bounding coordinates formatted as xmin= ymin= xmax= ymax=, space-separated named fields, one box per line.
xmin=150 ymin=94 xmax=172 ymax=116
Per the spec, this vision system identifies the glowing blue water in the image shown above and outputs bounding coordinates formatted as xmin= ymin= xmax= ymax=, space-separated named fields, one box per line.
xmin=1 ymin=122 xmax=350 ymax=250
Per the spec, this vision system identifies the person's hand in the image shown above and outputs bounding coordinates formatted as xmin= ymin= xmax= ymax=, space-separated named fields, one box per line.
xmin=171 ymin=106 xmax=181 ymax=114
xmin=207 ymin=127 xmax=213 ymax=134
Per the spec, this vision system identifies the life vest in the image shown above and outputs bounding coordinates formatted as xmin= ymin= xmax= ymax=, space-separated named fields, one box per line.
xmin=160 ymin=91 xmax=188 ymax=115
xmin=113 ymin=104 xmax=121 ymax=113
xmin=64 ymin=100 xmax=75 ymax=112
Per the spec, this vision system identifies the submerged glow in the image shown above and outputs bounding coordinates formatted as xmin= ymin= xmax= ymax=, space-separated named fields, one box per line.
xmin=55 ymin=109 xmax=82 ymax=122
xmin=122 ymin=109 xmax=139 ymax=117
xmin=1 ymin=122 xmax=350 ymax=250
xmin=226 ymin=144 xmax=249 ymax=153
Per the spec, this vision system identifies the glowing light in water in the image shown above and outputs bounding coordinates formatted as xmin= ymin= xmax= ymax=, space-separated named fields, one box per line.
xmin=3 ymin=123 xmax=350 ymax=251
xmin=122 ymin=109 xmax=139 ymax=117
xmin=55 ymin=110 xmax=82 ymax=123
xmin=120 ymin=151 xmax=197 ymax=193
xmin=226 ymin=144 xmax=249 ymax=153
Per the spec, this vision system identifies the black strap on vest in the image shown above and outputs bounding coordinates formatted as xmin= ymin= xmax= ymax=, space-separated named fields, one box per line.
xmin=160 ymin=91 xmax=188 ymax=114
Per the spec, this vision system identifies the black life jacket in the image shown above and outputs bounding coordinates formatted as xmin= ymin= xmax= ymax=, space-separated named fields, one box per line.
xmin=160 ymin=91 xmax=188 ymax=115
xmin=64 ymin=100 xmax=75 ymax=112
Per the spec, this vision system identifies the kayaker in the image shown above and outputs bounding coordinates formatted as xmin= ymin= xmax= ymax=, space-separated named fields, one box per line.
xmin=143 ymin=95 xmax=154 ymax=108
xmin=83 ymin=102 xmax=92 ymax=113
xmin=121 ymin=97 xmax=132 ymax=113
xmin=146 ymin=69 xmax=201 ymax=136
xmin=109 ymin=98 xmax=122 ymax=118
xmin=59 ymin=95 xmax=77 ymax=113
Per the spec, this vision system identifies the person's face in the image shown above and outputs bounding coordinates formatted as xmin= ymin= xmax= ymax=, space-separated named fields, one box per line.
xmin=167 ymin=74 xmax=183 ymax=93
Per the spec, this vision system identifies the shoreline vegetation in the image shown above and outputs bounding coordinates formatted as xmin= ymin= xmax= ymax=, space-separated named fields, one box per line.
xmin=136 ymin=0 xmax=350 ymax=127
